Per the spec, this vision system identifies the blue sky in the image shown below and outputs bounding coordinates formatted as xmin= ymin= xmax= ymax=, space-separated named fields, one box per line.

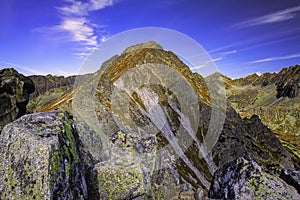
xmin=0 ymin=0 xmax=299 ymax=78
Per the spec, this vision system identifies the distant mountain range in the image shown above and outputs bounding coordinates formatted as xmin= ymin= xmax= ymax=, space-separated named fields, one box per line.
xmin=0 ymin=42 xmax=299 ymax=199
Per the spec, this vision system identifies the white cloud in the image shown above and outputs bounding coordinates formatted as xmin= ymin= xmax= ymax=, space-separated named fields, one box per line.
xmin=58 ymin=1 xmax=88 ymax=16
xmin=73 ymin=52 xmax=91 ymax=58
xmin=90 ymin=0 xmax=114 ymax=11
xmin=52 ymin=0 xmax=115 ymax=58
xmin=218 ymin=50 xmax=237 ymax=55
xmin=208 ymin=45 xmax=236 ymax=54
xmin=55 ymin=17 xmax=98 ymax=46
xmin=249 ymin=53 xmax=300 ymax=64
xmin=233 ymin=6 xmax=300 ymax=28
xmin=100 ymin=35 xmax=109 ymax=42
xmin=211 ymin=57 xmax=223 ymax=62
xmin=190 ymin=65 xmax=205 ymax=70
xmin=190 ymin=57 xmax=223 ymax=70
xmin=58 ymin=0 xmax=113 ymax=16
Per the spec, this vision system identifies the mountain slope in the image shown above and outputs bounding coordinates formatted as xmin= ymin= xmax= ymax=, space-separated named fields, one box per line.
xmin=27 ymin=74 xmax=94 ymax=113
xmin=29 ymin=74 xmax=75 ymax=99
xmin=223 ymin=65 xmax=300 ymax=169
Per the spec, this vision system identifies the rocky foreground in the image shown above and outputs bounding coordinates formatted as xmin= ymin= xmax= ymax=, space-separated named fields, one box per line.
xmin=0 ymin=42 xmax=300 ymax=199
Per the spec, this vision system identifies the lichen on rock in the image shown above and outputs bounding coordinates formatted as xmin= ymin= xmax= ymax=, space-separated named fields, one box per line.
xmin=209 ymin=156 xmax=300 ymax=199
xmin=0 ymin=111 xmax=88 ymax=200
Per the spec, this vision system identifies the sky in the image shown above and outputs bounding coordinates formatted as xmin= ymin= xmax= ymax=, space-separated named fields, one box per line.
xmin=0 ymin=0 xmax=299 ymax=78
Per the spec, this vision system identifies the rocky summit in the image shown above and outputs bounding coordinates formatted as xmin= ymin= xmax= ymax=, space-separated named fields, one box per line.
xmin=0 ymin=42 xmax=299 ymax=199
xmin=0 ymin=68 xmax=34 ymax=132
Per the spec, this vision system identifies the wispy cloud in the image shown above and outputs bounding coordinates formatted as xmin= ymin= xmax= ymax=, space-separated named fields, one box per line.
xmin=211 ymin=57 xmax=223 ymax=62
xmin=190 ymin=57 xmax=223 ymax=70
xmin=55 ymin=17 xmax=98 ymax=46
xmin=233 ymin=6 xmax=300 ymax=29
xmin=44 ymin=0 xmax=115 ymax=57
xmin=208 ymin=46 xmax=237 ymax=54
xmin=201 ymin=49 xmax=236 ymax=68
xmin=208 ymin=27 xmax=300 ymax=57
xmin=58 ymin=0 xmax=113 ymax=16
xmin=217 ymin=50 xmax=237 ymax=55
xmin=190 ymin=65 xmax=204 ymax=70
xmin=73 ymin=52 xmax=91 ymax=59
xmin=249 ymin=53 xmax=300 ymax=64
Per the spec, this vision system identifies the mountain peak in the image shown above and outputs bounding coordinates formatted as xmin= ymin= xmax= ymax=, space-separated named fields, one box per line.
xmin=123 ymin=41 xmax=163 ymax=54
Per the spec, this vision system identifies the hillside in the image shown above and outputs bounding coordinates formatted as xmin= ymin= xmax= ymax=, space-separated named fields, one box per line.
xmin=222 ymin=65 xmax=300 ymax=169
xmin=27 ymin=74 xmax=93 ymax=113
xmin=29 ymin=74 xmax=76 ymax=99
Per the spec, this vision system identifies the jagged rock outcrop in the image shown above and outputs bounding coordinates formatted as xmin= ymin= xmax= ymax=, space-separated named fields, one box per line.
xmin=0 ymin=111 xmax=88 ymax=199
xmin=280 ymin=169 xmax=300 ymax=194
xmin=275 ymin=66 xmax=300 ymax=98
xmin=212 ymin=111 xmax=294 ymax=174
xmin=0 ymin=68 xmax=34 ymax=132
xmin=29 ymin=74 xmax=75 ymax=99
xmin=209 ymin=156 xmax=300 ymax=199
xmin=230 ymin=65 xmax=300 ymax=98
xmin=219 ymin=65 xmax=300 ymax=110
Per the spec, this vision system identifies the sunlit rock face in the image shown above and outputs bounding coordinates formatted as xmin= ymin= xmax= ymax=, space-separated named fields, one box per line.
xmin=0 ymin=68 xmax=34 ymax=132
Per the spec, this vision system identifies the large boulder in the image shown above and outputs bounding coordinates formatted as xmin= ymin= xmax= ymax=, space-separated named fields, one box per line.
xmin=0 ymin=68 xmax=34 ymax=132
xmin=90 ymin=130 xmax=195 ymax=199
xmin=0 ymin=111 xmax=88 ymax=199
xmin=208 ymin=156 xmax=300 ymax=199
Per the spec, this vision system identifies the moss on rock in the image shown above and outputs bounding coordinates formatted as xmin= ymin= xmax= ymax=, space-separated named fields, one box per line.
xmin=0 ymin=111 xmax=88 ymax=200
